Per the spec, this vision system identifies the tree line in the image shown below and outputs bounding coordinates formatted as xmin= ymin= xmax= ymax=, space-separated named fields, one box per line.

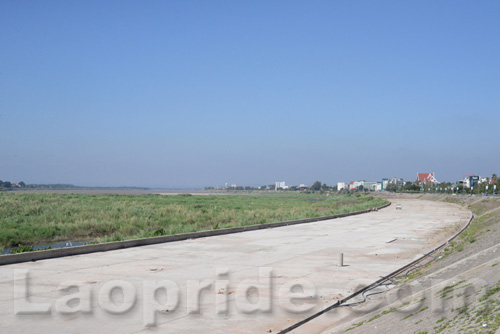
xmin=0 ymin=181 xmax=87 ymax=191
xmin=205 ymin=181 xmax=337 ymax=193
xmin=0 ymin=180 xmax=25 ymax=190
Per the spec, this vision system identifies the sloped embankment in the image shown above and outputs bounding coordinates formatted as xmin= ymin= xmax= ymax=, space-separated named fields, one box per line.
xmin=324 ymin=194 xmax=500 ymax=334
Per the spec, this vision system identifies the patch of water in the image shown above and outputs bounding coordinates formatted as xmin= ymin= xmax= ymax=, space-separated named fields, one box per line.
xmin=1 ymin=240 xmax=88 ymax=255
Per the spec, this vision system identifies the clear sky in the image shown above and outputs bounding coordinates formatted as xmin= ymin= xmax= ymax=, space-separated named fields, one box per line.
xmin=1 ymin=1 xmax=499 ymax=188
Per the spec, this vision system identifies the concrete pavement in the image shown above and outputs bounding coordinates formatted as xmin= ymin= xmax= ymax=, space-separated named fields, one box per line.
xmin=0 ymin=199 xmax=470 ymax=333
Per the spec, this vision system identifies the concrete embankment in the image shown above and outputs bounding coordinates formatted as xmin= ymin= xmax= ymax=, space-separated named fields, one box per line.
xmin=322 ymin=194 xmax=500 ymax=334
xmin=0 ymin=203 xmax=389 ymax=266
xmin=0 ymin=198 xmax=469 ymax=334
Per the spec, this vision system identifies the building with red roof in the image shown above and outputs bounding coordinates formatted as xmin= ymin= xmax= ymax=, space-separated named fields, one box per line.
xmin=417 ymin=173 xmax=438 ymax=184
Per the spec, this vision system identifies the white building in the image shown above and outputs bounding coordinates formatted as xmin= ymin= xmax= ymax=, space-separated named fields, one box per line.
xmin=382 ymin=178 xmax=389 ymax=190
xmin=388 ymin=177 xmax=404 ymax=187
xmin=352 ymin=180 xmax=377 ymax=190
xmin=463 ymin=175 xmax=480 ymax=188
xmin=275 ymin=181 xmax=287 ymax=190
xmin=337 ymin=182 xmax=345 ymax=190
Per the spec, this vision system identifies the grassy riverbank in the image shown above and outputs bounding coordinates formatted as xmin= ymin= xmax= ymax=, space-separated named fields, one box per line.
xmin=0 ymin=193 xmax=387 ymax=249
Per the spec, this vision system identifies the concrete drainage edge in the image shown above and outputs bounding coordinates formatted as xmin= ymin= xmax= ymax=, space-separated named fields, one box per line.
xmin=0 ymin=202 xmax=391 ymax=266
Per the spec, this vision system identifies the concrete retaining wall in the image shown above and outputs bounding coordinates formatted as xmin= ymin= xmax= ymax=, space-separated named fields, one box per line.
xmin=0 ymin=202 xmax=391 ymax=266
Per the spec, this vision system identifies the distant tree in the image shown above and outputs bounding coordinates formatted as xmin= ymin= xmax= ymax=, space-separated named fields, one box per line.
xmin=268 ymin=184 xmax=276 ymax=191
xmin=18 ymin=181 xmax=26 ymax=187
xmin=385 ymin=184 xmax=398 ymax=192
xmin=311 ymin=181 xmax=322 ymax=191
xmin=478 ymin=182 xmax=487 ymax=194
xmin=339 ymin=188 xmax=350 ymax=194
xmin=403 ymin=181 xmax=419 ymax=192
xmin=2 ymin=181 xmax=12 ymax=189
xmin=260 ymin=185 xmax=267 ymax=190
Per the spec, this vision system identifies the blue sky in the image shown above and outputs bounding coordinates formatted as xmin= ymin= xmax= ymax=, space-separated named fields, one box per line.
xmin=1 ymin=1 xmax=499 ymax=188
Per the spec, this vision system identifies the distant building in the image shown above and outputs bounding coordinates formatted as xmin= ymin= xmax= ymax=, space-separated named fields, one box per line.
xmin=363 ymin=181 xmax=378 ymax=190
xmin=463 ymin=175 xmax=480 ymax=188
xmin=335 ymin=180 xmax=376 ymax=191
xmin=275 ymin=181 xmax=287 ymax=190
xmin=463 ymin=174 xmax=480 ymax=188
xmin=352 ymin=181 xmax=363 ymax=189
xmin=417 ymin=173 xmax=438 ymax=184
xmin=352 ymin=180 xmax=377 ymax=190
xmin=381 ymin=178 xmax=389 ymax=191
xmin=388 ymin=177 xmax=405 ymax=187
xmin=462 ymin=177 xmax=470 ymax=188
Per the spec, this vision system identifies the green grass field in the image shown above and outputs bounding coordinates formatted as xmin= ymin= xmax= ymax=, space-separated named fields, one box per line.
xmin=0 ymin=192 xmax=387 ymax=249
